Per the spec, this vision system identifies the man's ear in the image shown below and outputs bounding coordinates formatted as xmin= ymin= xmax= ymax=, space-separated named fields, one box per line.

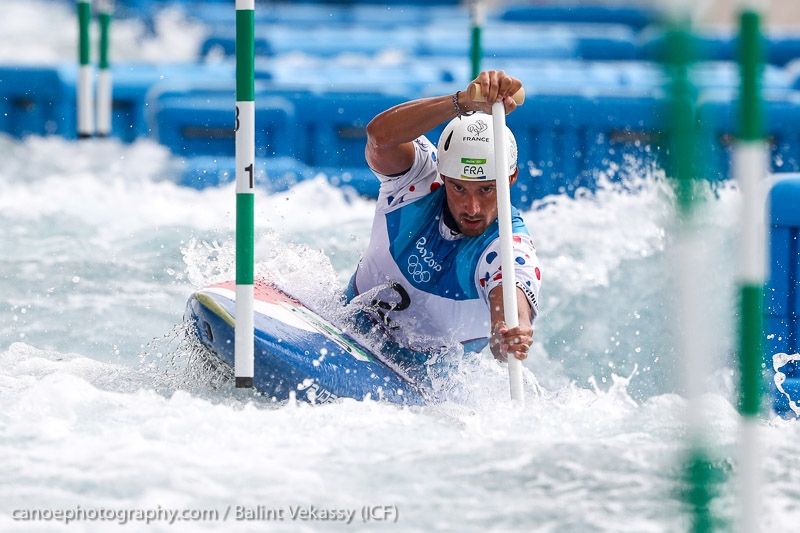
xmin=509 ymin=167 xmax=520 ymax=186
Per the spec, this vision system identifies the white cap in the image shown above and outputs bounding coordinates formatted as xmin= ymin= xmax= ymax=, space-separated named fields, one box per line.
xmin=436 ymin=113 xmax=518 ymax=181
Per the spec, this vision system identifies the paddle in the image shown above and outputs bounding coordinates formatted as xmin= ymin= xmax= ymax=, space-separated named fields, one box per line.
xmin=468 ymin=83 xmax=526 ymax=403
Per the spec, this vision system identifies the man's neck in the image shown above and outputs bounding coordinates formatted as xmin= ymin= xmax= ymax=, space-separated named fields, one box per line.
xmin=441 ymin=201 xmax=462 ymax=236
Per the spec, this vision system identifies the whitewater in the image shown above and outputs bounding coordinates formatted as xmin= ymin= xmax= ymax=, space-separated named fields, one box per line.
xmin=3 ymin=2 xmax=800 ymax=532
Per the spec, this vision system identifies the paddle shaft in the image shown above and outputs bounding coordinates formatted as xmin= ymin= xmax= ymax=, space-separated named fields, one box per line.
xmin=491 ymin=100 xmax=524 ymax=403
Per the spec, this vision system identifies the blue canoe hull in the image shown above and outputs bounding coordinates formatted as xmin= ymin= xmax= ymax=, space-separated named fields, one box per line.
xmin=184 ymin=280 xmax=427 ymax=405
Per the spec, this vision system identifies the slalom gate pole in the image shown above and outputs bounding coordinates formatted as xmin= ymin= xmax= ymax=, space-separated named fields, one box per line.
xmin=77 ymin=0 xmax=94 ymax=138
xmin=735 ymin=4 xmax=767 ymax=532
xmin=492 ymin=101 xmax=524 ymax=404
xmin=234 ymin=0 xmax=256 ymax=389
xmin=663 ymin=4 xmax=717 ymax=531
xmin=469 ymin=0 xmax=483 ymax=79
xmin=96 ymin=0 xmax=113 ymax=137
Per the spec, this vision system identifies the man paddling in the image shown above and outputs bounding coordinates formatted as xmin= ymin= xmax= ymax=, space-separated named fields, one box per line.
xmin=345 ymin=70 xmax=541 ymax=364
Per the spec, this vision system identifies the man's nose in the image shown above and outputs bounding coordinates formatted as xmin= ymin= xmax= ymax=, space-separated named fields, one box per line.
xmin=464 ymin=193 xmax=480 ymax=215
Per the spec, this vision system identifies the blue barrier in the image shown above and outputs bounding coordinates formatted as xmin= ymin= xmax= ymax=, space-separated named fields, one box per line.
xmin=6 ymin=2 xmax=800 ymax=210
xmin=147 ymin=81 xmax=410 ymax=188
xmin=0 ymin=62 xmax=238 ymax=143
xmin=276 ymin=89 xmax=410 ymax=168
xmin=639 ymin=27 xmax=800 ymax=67
xmin=767 ymin=34 xmax=800 ymax=67
xmin=766 ymin=175 xmax=800 ymax=415
xmin=418 ymin=23 xmax=582 ymax=60
xmin=499 ymin=2 xmax=661 ymax=31
xmin=256 ymin=59 xmax=454 ymax=95
xmin=0 ymin=66 xmax=74 ymax=138
xmin=150 ymin=83 xmax=411 ymax=168
xmin=697 ymin=89 xmax=800 ymax=181
xmin=151 ymin=91 xmax=295 ymax=158
xmin=421 ymin=59 xmax=791 ymax=95
xmin=200 ymin=21 xmax=639 ymax=61
xmin=185 ymin=3 xmax=448 ymax=28
xmin=100 ymin=62 xmax=234 ymax=142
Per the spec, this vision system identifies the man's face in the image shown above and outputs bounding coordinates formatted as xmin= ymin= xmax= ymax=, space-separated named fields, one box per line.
xmin=442 ymin=176 xmax=499 ymax=237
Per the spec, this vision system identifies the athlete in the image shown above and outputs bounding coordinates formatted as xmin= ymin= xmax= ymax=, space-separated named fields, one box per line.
xmin=346 ymin=70 xmax=541 ymax=364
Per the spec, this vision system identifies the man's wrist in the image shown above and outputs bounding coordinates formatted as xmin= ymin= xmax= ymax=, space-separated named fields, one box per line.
xmin=452 ymin=91 xmax=474 ymax=118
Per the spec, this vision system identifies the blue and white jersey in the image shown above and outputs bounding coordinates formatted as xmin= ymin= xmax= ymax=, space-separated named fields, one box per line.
xmin=348 ymin=135 xmax=541 ymax=353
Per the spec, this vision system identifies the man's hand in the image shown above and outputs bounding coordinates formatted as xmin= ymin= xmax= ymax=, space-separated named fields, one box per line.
xmin=463 ymin=70 xmax=523 ymax=116
xmin=490 ymin=322 xmax=533 ymax=362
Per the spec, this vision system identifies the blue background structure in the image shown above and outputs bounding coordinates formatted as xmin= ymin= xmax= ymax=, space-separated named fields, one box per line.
xmin=4 ymin=1 xmax=800 ymax=206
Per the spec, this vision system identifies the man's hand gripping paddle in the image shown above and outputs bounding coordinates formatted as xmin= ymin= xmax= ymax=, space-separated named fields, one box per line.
xmin=470 ymin=82 xmax=526 ymax=403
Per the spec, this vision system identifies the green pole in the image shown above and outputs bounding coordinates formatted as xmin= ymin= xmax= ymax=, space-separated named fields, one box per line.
xmin=664 ymin=10 xmax=717 ymax=533
xmin=737 ymin=8 xmax=765 ymax=420
xmin=96 ymin=0 xmax=113 ymax=137
xmin=77 ymin=0 xmax=93 ymax=138
xmin=469 ymin=0 xmax=483 ymax=79
xmin=735 ymin=7 xmax=766 ymax=533
xmin=234 ymin=0 xmax=255 ymax=388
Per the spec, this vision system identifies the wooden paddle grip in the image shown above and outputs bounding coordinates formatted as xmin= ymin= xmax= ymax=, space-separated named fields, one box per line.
xmin=467 ymin=83 xmax=525 ymax=105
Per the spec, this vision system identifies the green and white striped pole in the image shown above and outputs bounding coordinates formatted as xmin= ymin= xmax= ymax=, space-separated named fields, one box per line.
xmin=735 ymin=3 xmax=767 ymax=532
xmin=77 ymin=0 xmax=94 ymax=138
xmin=663 ymin=4 xmax=716 ymax=531
xmin=235 ymin=0 xmax=255 ymax=388
xmin=468 ymin=0 xmax=483 ymax=79
xmin=96 ymin=0 xmax=113 ymax=137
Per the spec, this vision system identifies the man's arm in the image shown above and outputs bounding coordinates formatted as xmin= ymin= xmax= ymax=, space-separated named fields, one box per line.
xmin=488 ymin=285 xmax=533 ymax=362
xmin=364 ymin=70 xmax=523 ymax=176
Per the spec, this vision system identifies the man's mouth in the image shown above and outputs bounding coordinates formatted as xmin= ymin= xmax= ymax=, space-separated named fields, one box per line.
xmin=460 ymin=217 xmax=483 ymax=229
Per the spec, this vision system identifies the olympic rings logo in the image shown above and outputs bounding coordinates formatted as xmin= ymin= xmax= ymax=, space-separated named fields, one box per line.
xmin=407 ymin=255 xmax=431 ymax=284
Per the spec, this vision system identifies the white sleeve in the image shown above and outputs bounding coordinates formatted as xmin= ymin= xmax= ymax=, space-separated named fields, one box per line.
xmin=475 ymin=233 xmax=542 ymax=321
xmin=372 ymin=136 xmax=441 ymax=214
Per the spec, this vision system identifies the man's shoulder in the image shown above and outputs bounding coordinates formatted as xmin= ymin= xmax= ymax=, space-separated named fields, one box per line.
xmin=375 ymin=137 xmax=440 ymax=211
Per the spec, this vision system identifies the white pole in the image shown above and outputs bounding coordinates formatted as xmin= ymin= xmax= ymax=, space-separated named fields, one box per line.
xmin=735 ymin=2 xmax=768 ymax=531
xmin=234 ymin=0 xmax=255 ymax=388
xmin=662 ymin=0 xmax=718 ymax=528
xmin=492 ymin=101 xmax=524 ymax=403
